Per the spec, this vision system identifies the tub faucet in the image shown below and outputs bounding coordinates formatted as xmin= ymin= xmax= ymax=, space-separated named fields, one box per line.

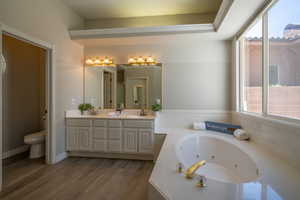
xmin=185 ymin=160 xmax=206 ymax=179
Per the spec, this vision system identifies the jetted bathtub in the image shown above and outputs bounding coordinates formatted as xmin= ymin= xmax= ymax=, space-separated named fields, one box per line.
xmin=176 ymin=134 xmax=259 ymax=184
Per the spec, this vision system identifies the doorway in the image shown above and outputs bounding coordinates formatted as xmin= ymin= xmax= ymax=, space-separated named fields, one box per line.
xmin=0 ymin=25 xmax=54 ymax=191
xmin=103 ymin=71 xmax=113 ymax=109
xmin=125 ymin=77 xmax=148 ymax=109
xmin=2 ymin=33 xmax=47 ymax=187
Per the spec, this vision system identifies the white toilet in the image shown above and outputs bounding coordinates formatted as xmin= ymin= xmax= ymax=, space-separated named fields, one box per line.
xmin=24 ymin=130 xmax=46 ymax=159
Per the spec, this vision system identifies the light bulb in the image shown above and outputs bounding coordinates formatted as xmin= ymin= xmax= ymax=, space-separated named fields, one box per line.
xmin=146 ymin=56 xmax=154 ymax=63
xmin=137 ymin=56 xmax=145 ymax=64
xmin=94 ymin=57 xmax=101 ymax=65
xmin=128 ymin=57 xmax=136 ymax=64
xmin=85 ymin=58 xmax=94 ymax=65
xmin=104 ymin=57 xmax=110 ymax=64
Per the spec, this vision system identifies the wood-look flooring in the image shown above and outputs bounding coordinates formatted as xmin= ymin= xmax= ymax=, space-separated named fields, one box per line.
xmin=1 ymin=157 xmax=154 ymax=200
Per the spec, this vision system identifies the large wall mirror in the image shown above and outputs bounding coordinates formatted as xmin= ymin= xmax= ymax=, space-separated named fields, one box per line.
xmin=84 ymin=64 xmax=162 ymax=110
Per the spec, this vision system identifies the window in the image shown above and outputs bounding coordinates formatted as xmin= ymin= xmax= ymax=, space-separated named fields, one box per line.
xmin=238 ymin=0 xmax=300 ymax=120
xmin=268 ymin=0 xmax=300 ymax=119
xmin=240 ymin=19 xmax=263 ymax=113
xmin=269 ymin=65 xmax=279 ymax=86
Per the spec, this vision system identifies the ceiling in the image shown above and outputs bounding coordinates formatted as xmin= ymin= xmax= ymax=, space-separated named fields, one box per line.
xmin=62 ymin=0 xmax=222 ymax=20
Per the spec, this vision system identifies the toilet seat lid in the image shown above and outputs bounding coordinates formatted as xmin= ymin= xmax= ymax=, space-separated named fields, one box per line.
xmin=24 ymin=130 xmax=46 ymax=141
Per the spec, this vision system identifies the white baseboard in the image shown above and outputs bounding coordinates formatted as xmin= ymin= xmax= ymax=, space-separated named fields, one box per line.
xmin=55 ymin=152 xmax=68 ymax=163
xmin=2 ymin=145 xmax=29 ymax=159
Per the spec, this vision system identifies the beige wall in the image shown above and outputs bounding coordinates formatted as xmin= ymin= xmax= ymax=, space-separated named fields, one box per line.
xmin=0 ymin=0 xmax=84 ymax=156
xmin=84 ymin=36 xmax=232 ymax=110
xmin=3 ymin=35 xmax=46 ymax=153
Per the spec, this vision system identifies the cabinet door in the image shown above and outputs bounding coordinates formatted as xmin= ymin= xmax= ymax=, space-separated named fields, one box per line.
xmin=108 ymin=128 xmax=122 ymax=140
xmin=93 ymin=139 xmax=107 ymax=152
xmin=123 ymin=128 xmax=138 ymax=153
xmin=139 ymin=129 xmax=154 ymax=154
xmin=108 ymin=140 xmax=122 ymax=152
xmin=66 ymin=127 xmax=78 ymax=151
xmin=78 ymin=127 xmax=91 ymax=151
xmin=93 ymin=127 xmax=107 ymax=139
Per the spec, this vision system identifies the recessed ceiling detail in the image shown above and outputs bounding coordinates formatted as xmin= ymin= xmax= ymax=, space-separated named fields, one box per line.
xmin=62 ymin=0 xmax=222 ymax=19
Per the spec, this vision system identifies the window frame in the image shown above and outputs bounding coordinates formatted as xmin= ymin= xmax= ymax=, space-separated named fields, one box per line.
xmin=236 ymin=0 xmax=300 ymax=124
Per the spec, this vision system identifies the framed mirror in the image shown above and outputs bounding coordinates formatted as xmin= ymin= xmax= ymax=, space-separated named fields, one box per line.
xmin=84 ymin=64 xmax=162 ymax=110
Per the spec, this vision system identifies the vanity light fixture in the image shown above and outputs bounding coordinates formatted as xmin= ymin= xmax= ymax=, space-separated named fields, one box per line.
xmin=128 ymin=56 xmax=157 ymax=65
xmin=85 ymin=57 xmax=116 ymax=67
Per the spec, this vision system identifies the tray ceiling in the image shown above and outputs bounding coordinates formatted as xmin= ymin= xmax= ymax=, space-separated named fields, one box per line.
xmin=62 ymin=0 xmax=222 ymax=19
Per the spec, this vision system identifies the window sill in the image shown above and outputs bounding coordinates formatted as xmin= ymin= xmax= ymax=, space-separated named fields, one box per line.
xmin=235 ymin=111 xmax=300 ymax=130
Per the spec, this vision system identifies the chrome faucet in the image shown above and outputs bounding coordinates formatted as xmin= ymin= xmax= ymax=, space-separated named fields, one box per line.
xmin=140 ymin=104 xmax=147 ymax=116
xmin=140 ymin=108 xmax=146 ymax=116
xmin=116 ymin=103 xmax=124 ymax=114
xmin=185 ymin=160 xmax=206 ymax=179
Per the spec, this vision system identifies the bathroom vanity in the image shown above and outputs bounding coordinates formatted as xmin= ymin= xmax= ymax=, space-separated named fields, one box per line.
xmin=66 ymin=63 xmax=163 ymax=160
xmin=65 ymin=111 xmax=156 ymax=160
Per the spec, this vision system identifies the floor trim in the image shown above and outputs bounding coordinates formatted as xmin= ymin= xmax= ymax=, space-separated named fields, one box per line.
xmin=55 ymin=152 xmax=68 ymax=163
xmin=2 ymin=145 xmax=29 ymax=159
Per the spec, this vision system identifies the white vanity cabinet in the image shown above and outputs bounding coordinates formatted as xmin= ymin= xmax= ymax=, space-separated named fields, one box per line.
xmin=66 ymin=119 xmax=92 ymax=151
xmin=66 ymin=118 xmax=155 ymax=159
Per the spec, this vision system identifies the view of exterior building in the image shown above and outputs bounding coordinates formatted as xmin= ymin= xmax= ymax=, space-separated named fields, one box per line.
xmin=244 ymin=24 xmax=300 ymax=118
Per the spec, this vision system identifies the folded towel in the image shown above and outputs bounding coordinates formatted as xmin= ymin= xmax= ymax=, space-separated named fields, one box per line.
xmin=193 ymin=122 xmax=206 ymax=130
xmin=233 ymin=129 xmax=250 ymax=140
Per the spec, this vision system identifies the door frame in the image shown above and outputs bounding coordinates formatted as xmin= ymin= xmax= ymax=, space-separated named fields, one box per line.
xmin=125 ymin=76 xmax=149 ymax=109
xmin=101 ymin=68 xmax=117 ymax=109
xmin=0 ymin=22 xmax=56 ymax=189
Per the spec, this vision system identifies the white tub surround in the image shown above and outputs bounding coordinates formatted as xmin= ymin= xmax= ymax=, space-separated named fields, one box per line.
xmin=65 ymin=110 xmax=156 ymax=160
xmin=149 ymin=128 xmax=300 ymax=200
xmin=232 ymin=112 xmax=300 ymax=169
xmin=154 ymin=110 xmax=232 ymax=133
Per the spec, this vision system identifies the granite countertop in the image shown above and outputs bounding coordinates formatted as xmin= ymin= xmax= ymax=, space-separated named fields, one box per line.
xmin=149 ymin=128 xmax=300 ymax=200
xmin=65 ymin=110 xmax=156 ymax=120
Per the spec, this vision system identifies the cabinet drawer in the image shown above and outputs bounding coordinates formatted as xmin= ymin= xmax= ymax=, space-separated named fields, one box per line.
xmin=108 ymin=120 xmax=122 ymax=127
xmin=93 ymin=139 xmax=107 ymax=152
xmin=93 ymin=127 xmax=107 ymax=139
xmin=123 ymin=120 xmax=153 ymax=128
xmin=66 ymin=119 xmax=91 ymax=127
xmin=108 ymin=128 xmax=122 ymax=140
xmin=93 ymin=119 xmax=107 ymax=127
xmin=108 ymin=140 xmax=122 ymax=152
